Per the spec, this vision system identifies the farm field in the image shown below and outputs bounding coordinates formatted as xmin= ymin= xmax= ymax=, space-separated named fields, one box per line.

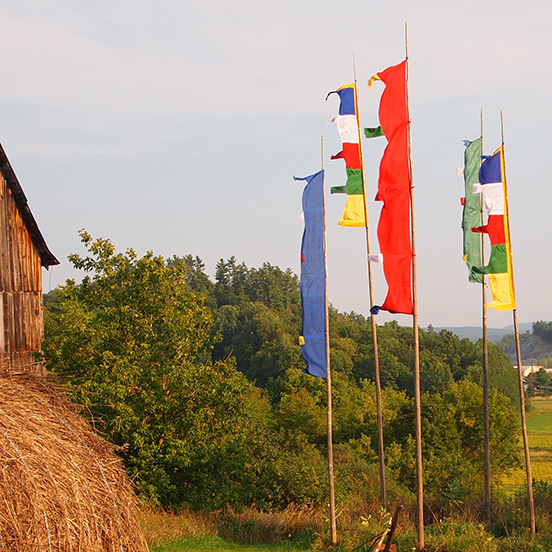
xmin=503 ymin=396 xmax=552 ymax=486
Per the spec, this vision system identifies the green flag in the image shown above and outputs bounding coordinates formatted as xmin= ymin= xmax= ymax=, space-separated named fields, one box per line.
xmin=364 ymin=126 xmax=384 ymax=138
xmin=462 ymin=138 xmax=483 ymax=283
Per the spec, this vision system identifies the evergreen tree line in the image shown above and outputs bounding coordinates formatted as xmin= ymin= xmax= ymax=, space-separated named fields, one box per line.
xmin=533 ymin=321 xmax=552 ymax=344
xmin=42 ymin=232 xmax=522 ymax=511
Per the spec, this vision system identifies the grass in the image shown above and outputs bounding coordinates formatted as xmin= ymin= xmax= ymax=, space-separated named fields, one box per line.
xmin=150 ymin=535 xmax=303 ymax=552
xmin=140 ymin=507 xmax=320 ymax=552
xmin=526 ymin=397 xmax=552 ymax=482
xmin=503 ymin=396 xmax=552 ymax=487
xmin=140 ymin=507 xmax=552 ymax=552
xmin=139 ymin=507 xmax=217 ymax=548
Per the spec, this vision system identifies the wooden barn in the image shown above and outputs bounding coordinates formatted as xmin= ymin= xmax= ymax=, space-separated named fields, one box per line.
xmin=0 ymin=143 xmax=58 ymax=374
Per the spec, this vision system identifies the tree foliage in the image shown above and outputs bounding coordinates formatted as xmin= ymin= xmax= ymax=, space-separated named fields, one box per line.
xmin=43 ymin=236 xmax=525 ymax=510
xmin=533 ymin=321 xmax=552 ymax=343
xmin=44 ymin=232 xmax=255 ymax=507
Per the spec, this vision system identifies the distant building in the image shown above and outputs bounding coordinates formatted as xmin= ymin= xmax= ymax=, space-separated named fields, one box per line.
xmin=519 ymin=365 xmax=545 ymax=378
xmin=0 ymin=143 xmax=58 ymax=374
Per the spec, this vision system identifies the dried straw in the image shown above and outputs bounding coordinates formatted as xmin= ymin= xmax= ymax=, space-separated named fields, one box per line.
xmin=0 ymin=374 xmax=148 ymax=552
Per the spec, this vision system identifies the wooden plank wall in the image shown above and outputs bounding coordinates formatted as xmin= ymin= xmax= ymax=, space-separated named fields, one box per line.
xmin=0 ymin=172 xmax=45 ymax=375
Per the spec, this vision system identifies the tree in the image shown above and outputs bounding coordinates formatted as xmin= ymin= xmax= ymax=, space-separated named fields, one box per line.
xmin=44 ymin=239 xmax=528 ymax=510
xmin=464 ymin=341 xmax=520 ymax=409
xmin=420 ymin=351 xmax=454 ymax=395
xmin=444 ymin=381 xmax=521 ymax=477
xmin=43 ymin=231 xmax=256 ymax=508
xmin=533 ymin=321 xmax=552 ymax=343
xmin=534 ymin=368 xmax=552 ymax=396
xmin=384 ymin=381 xmax=521 ymax=500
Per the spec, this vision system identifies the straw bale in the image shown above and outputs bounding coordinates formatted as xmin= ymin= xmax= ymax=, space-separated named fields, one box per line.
xmin=0 ymin=374 xmax=148 ymax=552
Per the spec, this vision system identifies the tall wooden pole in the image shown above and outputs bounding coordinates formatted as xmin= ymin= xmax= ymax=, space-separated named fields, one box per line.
xmin=405 ymin=24 xmax=424 ymax=550
xmin=480 ymin=110 xmax=491 ymax=524
xmin=353 ymin=55 xmax=387 ymax=509
xmin=513 ymin=308 xmax=535 ymax=535
xmin=322 ymin=136 xmax=338 ymax=545
xmin=500 ymin=113 xmax=536 ymax=535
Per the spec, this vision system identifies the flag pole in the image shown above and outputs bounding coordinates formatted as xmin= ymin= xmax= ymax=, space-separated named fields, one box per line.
xmin=353 ymin=53 xmax=387 ymax=510
xmin=480 ymin=109 xmax=491 ymax=524
xmin=501 ymin=112 xmax=536 ymax=535
xmin=321 ymin=136 xmax=338 ymax=546
xmin=405 ymin=22 xmax=424 ymax=550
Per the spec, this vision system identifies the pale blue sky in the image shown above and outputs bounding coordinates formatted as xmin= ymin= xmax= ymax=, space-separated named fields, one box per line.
xmin=1 ymin=0 xmax=551 ymax=328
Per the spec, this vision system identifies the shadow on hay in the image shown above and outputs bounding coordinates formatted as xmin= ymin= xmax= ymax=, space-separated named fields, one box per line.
xmin=0 ymin=374 xmax=147 ymax=552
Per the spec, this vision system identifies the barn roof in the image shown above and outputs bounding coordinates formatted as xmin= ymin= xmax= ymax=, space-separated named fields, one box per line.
xmin=0 ymin=143 xmax=59 ymax=268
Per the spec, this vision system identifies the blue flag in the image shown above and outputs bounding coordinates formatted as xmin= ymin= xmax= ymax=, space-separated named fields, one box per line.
xmin=294 ymin=170 xmax=327 ymax=378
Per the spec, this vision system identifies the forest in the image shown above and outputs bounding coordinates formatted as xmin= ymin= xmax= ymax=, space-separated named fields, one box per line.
xmin=41 ymin=231 xmax=524 ymax=519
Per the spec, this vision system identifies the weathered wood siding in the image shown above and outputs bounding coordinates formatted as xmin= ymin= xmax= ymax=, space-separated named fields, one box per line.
xmin=0 ymin=171 xmax=44 ymax=374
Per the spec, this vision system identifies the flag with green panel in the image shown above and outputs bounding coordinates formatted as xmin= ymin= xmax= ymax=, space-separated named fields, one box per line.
xmin=461 ymin=138 xmax=483 ymax=283
xmin=327 ymin=83 xmax=365 ymax=227
xmin=471 ymin=145 xmax=516 ymax=310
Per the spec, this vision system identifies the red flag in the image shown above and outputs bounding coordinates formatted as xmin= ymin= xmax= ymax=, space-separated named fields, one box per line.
xmin=372 ymin=60 xmax=413 ymax=315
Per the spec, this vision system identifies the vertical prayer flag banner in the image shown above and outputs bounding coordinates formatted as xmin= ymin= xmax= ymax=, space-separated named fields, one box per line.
xmin=462 ymin=138 xmax=484 ymax=283
xmin=369 ymin=60 xmax=413 ymax=315
xmin=327 ymin=83 xmax=366 ymax=227
xmin=471 ymin=146 xmax=516 ymax=310
xmin=295 ymin=170 xmax=327 ymax=378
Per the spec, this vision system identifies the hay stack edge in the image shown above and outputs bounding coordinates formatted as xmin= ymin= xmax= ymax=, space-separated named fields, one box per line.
xmin=0 ymin=375 xmax=148 ymax=551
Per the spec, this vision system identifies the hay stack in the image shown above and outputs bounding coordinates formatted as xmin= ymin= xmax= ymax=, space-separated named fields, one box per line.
xmin=0 ymin=375 xmax=148 ymax=551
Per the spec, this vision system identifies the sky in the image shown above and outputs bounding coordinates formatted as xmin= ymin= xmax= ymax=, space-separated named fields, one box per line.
xmin=1 ymin=0 xmax=551 ymax=329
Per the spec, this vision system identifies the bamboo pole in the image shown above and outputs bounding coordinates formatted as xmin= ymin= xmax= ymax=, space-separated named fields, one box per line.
xmin=322 ymin=137 xmax=338 ymax=546
xmin=405 ymin=23 xmax=424 ymax=550
xmin=513 ymin=308 xmax=535 ymax=535
xmin=500 ymin=112 xmax=536 ymax=535
xmin=353 ymin=54 xmax=387 ymax=509
xmin=480 ymin=110 xmax=491 ymax=524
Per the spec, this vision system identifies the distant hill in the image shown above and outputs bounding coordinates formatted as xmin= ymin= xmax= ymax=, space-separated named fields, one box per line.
xmin=502 ymin=334 xmax=552 ymax=365
xmin=432 ymin=322 xmax=552 ymax=364
xmin=432 ymin=322 xmax=534 ymax=345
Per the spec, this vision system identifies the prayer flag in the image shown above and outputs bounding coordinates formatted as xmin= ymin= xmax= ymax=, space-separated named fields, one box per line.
xmin=327 ymin=83 xmax=366 ymax=227
xmin=295 ymin=170 xmax=327 ymax=378
xmin=364 ymin=126 xmax=384 ymax=139
xmin=461 ymin=138 xmax=483 ymax=283
xmin=471 ymin=146 xmax=516 ymax=310
xmin=369 ymin=60 xmax=413 ymax=315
